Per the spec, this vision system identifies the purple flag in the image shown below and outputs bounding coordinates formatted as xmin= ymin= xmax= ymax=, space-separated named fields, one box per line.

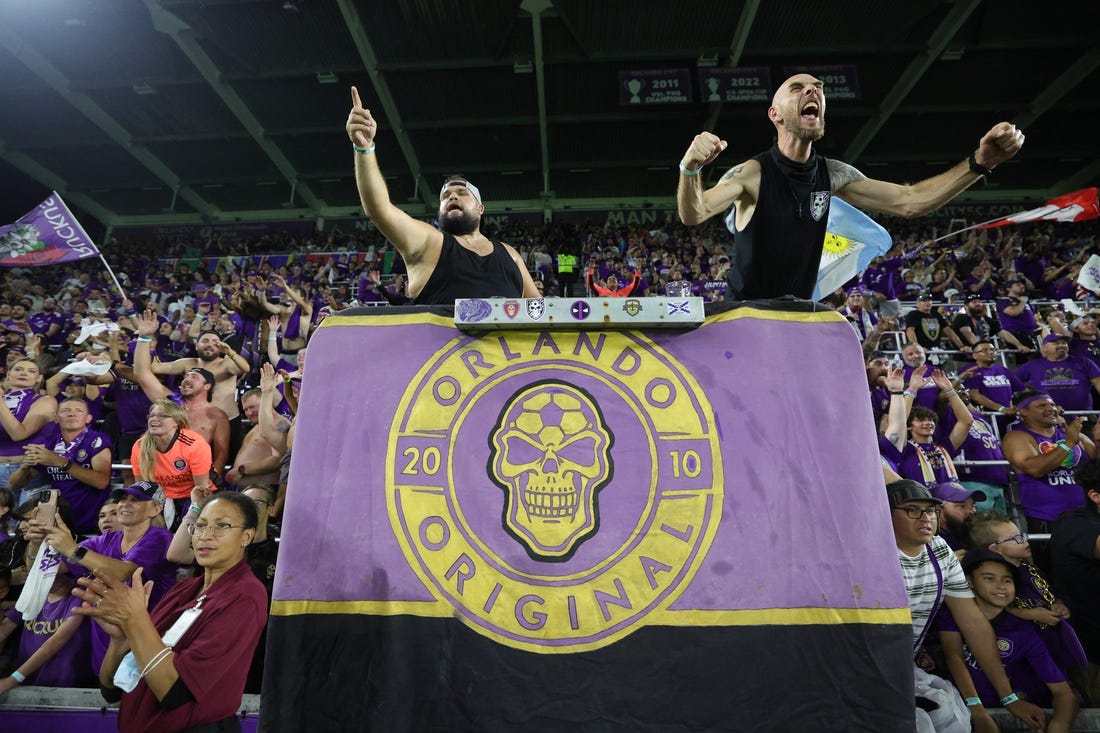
xmin=0 ymin=192 xmax=100 ymax=268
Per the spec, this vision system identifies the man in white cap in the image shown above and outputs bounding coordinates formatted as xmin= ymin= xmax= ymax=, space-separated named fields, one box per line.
xmin=345 ymin=88 xmax=541 ymax=305
xmin=1068 ymin=312 xmax=1100 ymax=369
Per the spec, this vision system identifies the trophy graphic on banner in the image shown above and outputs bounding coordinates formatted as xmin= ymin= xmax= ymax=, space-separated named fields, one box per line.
xmin=625 ymin=78 xmax=643 ymax=104
xmin=705 ymin=77 xmax=721 ymax=102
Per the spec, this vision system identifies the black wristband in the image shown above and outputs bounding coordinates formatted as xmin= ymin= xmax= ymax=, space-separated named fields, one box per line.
xmin=61 ymin=460 xmax=74 ymax=471
xmin=889 ymin=390 xmax=905 ymax=395
xmin=968 ymin=152 xmax=993 ymax=177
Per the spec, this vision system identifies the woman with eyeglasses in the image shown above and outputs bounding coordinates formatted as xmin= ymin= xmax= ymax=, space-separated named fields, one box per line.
xmin=165 ymin=483 xmax=279 ymax=694
xmin=131 ymin=399 xmax=213 ymax=530
xmin=73 ymin=491 xmax=267 ymax=733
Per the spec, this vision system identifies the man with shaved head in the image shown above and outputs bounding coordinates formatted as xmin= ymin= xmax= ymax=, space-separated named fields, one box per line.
xmin=346 ymin=87 xmax=542 ymax=305
xmin=677 ymin=72 xmax=1025 ymax=301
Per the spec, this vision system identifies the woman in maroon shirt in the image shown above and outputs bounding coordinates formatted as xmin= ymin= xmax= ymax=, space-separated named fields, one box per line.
xmin=74 ymin=491 xmax=268 ymax=733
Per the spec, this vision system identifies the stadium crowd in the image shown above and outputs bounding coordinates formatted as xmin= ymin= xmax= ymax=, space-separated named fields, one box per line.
xmin=1 ymin=209 xmax=1099 ymax=729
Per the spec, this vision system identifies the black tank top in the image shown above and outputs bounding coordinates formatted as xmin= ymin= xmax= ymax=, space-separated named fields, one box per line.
xmin=724 ymin=146 xmax=832 ymax=301
xmin=413 ymin=232 xmax=524 ymax=305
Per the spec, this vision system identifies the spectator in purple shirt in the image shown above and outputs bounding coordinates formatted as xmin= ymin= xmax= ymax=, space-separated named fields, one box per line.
xmin=881 ymin=367 xmax=973 ymax=487
xmin=997 ymin=279 xmax=1039 ymax=350
xmin=935 ymin=381 xmax=1009 ymax=514
xmin=958 ymin=339 xmax=1025 ymax=419
xmin=1067 ymin=313 xmax=1100 ymax=371
xmin=33 ymin=480 xmax=177 ymax=677
xmin=938 ymin=550 xmax=1078 ymax=728
xmin=1015 ymin=333 xmax=1100 ymax=413
xmin=9 ymin=397 xmax=112 ymax=535
xmin=0 ymin=497 xmax=92 ymax=692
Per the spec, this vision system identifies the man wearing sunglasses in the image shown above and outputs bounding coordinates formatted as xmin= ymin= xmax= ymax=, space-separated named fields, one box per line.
xmin=887 ymin=479 xmax=1046 ymax=733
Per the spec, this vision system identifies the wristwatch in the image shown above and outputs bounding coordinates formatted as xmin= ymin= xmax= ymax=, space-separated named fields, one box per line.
xmin=68 ymin=546 xmax=88 ymax=564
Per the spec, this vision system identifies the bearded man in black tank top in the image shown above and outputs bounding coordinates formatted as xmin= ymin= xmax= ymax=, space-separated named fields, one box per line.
xmin=346 ymin=86 xmax=541 ymax=305
xmin=675 ymin=73 xmax=1025 ymax=302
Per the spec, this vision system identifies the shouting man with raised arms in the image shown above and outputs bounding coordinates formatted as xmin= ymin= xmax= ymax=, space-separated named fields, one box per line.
xmin=677 ymin=73 xmax=1024 ymax=301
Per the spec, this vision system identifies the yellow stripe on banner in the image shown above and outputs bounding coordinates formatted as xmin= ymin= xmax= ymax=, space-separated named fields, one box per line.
xmin=271 ymin=600 xmax=454 ymax=618
xmin=702 ymin=306 xmax=847 ymax=327
xmin=318 ymin=312 xmax=457 ymax=329
xmin=271 ymin=599 xmax=911 ymax=627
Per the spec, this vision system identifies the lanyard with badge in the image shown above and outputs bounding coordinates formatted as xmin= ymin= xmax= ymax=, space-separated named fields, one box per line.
xmin=113 ymin=595 xmax=206 ymax=692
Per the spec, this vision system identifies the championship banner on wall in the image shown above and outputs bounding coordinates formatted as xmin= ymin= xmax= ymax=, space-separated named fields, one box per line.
xmin=262 ymin=303 xmax=913 ymax=732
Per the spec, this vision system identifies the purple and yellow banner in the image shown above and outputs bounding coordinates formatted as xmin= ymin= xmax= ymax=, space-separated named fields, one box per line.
xmin=266 ymin=303 xmax=913 ymax=730
xmin=275 ymin=307 xmax=908 ymax=639
xmin=0 ymin=193 xmax=100 ymax=268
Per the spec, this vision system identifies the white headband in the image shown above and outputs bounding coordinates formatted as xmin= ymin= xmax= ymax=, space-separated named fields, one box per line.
xmin=440 ymin=179 xmax=482 ymax=205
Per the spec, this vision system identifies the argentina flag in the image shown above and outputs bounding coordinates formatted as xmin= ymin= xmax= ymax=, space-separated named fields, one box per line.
xmin=812 ymin=196 xmax=892 ymax=300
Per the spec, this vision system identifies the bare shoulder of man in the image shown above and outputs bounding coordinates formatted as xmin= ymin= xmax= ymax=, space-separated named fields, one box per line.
xmin=826 ymin=159 xmax=868 ymax=192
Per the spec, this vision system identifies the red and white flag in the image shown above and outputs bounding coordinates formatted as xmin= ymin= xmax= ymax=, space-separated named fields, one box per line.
xmin=976 ymin=187 xmax=1099 ymax=229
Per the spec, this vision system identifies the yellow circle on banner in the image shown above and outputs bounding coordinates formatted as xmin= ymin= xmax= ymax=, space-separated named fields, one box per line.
xmin=386 ymin=329 xmax=723 ymax=654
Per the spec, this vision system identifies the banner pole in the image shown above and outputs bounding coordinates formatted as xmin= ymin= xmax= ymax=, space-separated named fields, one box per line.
xmin=930 ymin=215 xmax=1009 ymax=243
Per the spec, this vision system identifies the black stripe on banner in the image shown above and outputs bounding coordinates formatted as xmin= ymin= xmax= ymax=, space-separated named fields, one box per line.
xmin=259 ymin=614 xmax=914 ymax=733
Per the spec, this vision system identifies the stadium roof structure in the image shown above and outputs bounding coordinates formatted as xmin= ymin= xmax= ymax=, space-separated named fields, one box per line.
xmin=0 ymin=0 xmax=1096 ymax=228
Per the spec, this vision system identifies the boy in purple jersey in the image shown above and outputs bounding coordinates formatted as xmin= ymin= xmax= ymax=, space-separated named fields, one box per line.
xmin=970 ymin=513 xmax=1088 ymax=677
xmin=937 ymin=550 xmax=1078 ymax=729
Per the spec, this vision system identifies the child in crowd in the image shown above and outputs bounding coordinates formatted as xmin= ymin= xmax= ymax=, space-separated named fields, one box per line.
xmin=0 ymin=497 xmax=93 ymax=692
xmin=969 ymin=512 xmax=1088 ymax=674
xmin=937 ymin=550 xmax=1078 ymax=733
xmin=97 ymin=498 xmax=120 ymax=534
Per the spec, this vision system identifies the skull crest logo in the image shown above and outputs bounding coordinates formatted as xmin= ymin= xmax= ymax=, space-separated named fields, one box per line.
xmin=489 ymin=381 xmax=613 ymax=561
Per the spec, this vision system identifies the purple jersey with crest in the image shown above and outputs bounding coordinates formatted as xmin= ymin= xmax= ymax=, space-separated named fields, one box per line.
xmin=937 ymin=609 xmax=1065 ymax=708
xmin=37 ymin=422 xmax=113 ymax=533
xmin=1069 ymin=337 xmax=1100 ymax=370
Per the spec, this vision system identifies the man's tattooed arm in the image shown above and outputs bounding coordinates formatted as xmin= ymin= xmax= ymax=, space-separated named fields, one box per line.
xmin=826 ymin=159 xmax=867 ymax=192
xmin=720 ymin=165 xmax=745 ymax=182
